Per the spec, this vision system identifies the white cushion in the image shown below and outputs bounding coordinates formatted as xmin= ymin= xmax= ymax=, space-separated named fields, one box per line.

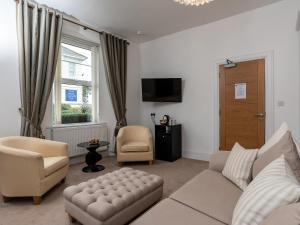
xmin=222 ymin=143 xmax=258 ymax=190
xmin=232 ymin=155 xmax=300 ymax=225
xmin=258 ymin=122 xmax=288 ymax=156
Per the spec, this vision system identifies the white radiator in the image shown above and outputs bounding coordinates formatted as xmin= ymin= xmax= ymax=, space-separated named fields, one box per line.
xmin=45 ymin=123 xmax=109 ymax=157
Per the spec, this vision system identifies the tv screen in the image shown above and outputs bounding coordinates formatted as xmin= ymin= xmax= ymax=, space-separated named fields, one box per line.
xmin=142 ymin=78 xmax=182 ymax=102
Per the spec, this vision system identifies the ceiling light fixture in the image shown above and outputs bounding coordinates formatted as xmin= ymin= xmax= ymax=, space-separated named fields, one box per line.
xmin=174 ymin=0 xmax=214 ymax=6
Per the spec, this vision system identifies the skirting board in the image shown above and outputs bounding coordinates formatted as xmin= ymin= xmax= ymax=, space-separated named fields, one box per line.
xmin=183 ymin=150 xmax=212 ymax=161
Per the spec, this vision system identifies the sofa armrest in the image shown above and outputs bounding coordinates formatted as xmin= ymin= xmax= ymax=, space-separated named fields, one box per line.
xmin=0 ymin=146 xmax=44 ymax=196
xmin=116 ymin=128 xmax=126 ymax=153
xmin=209 ymin=151 xmax=230 ymax=172
xmin=30 ymin=138 xmax=68 ymax=157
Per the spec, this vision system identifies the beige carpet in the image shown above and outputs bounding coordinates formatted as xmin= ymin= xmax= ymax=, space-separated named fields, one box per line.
xmin=0 ymin=156 xmax=208 ymax=225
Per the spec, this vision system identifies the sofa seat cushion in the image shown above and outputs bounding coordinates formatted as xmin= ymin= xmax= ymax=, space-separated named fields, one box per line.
xmin=170 ymin=169 xmax=242 ymax=225
xmin=43 ymin=156 xmax=69 ymax=177
xmin=131 ymin=198 xmax=226 ymax=225
xmin=121 ymin=142 xmax=149 ymax=152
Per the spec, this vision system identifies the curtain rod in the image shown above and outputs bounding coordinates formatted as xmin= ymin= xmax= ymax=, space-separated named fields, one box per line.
xmin=14 ymin=0 xmax=130 ymax=45
xmin=63 ymin=18 xmax=130 ymax=45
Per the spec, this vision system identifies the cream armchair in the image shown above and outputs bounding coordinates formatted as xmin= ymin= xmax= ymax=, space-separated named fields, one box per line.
xmin=117 ymin=126 xmax=154 ymax=166
xmin=0 ymin=136 xmax=69 ymax=204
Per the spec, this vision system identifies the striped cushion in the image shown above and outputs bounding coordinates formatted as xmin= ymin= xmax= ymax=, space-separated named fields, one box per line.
xmin=232 ymin=155 xmax=300 ymax=225
xmin=222 ymin=143 xmax=258 ymax=190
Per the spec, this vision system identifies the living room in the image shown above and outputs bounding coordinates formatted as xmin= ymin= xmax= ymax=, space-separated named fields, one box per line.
xmin=1 ymin=0 xmax=300 ymax=224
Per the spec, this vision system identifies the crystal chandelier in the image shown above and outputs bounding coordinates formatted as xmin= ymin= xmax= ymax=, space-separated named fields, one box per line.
xmin=174 ymin=0 xmax=214 ymax=6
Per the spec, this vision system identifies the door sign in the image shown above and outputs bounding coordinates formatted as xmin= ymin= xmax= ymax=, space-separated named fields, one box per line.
xmin=235 ymin=83 xmax=247 ymax=99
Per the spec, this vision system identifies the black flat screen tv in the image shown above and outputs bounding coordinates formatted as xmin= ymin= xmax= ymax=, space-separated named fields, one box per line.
xmin=142 ymin=78 xmax=182 ymax=102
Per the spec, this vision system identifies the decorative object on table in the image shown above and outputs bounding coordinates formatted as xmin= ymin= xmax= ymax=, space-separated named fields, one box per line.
xmin=117 ymin=126 xmax=154 ymax=166
xmin=77 ymin=141 xmax=110 ymax=173
xmin=174 ymin=0 xmax=214 ymax=6
xmin=88 ymin=138 xmax=100 ymax=145
xmin=160 ymin=115 xmax=170 ymax=126
xmin=155 ymin=124 xmax=182 ymax=162
xmin=64 ymin=168 xmax=163 ymax=225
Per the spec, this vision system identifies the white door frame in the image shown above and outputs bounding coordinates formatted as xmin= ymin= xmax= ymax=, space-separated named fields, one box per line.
xmin=212 ymin=50 xmax=275 ymax=152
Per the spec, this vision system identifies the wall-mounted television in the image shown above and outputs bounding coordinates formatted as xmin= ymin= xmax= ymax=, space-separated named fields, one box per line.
xmin=142 ymin=78 xmax=182 ymax=102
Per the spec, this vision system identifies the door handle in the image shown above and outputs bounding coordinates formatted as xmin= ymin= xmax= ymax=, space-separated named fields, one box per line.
xmin=255 ymin=113 xmax=265 ymax=118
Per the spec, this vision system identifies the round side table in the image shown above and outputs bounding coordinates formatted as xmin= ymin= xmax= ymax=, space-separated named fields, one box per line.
xmin=77 ymin=141 xmax=110 ymax=173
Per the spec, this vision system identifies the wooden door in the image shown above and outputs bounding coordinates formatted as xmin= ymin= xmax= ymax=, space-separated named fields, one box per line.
xmin=219 ymin=59 xmax=265 ymax=150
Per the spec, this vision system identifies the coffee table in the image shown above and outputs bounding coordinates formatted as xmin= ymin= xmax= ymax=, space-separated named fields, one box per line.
xmin=77 ymin=141 xmax=110 ymax=173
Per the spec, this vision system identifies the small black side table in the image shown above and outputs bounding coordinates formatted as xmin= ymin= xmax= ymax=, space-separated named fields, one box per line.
xmin=77 ymin=141 xmax=110 ymax=173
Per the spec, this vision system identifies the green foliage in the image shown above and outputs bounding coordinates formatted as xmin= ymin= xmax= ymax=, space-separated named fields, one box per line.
xmin=61 ymin=113 xmax=92 ymax=124
xmin=80 ymin=105 xmax=92 ymax=114
xmin=61 ymin=104 xmax=72 ymax=111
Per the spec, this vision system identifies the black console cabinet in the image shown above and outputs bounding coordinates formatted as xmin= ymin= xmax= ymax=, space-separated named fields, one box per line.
xmin=155 ymin=125 xmax=182 ymax=162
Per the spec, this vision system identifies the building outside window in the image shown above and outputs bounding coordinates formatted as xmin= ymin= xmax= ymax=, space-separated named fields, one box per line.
xmin=53 ymin=36 xmax=99 ymax=125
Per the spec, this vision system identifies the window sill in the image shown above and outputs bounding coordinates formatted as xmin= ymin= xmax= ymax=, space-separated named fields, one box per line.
xmin=47 ymin=121 xmax=108 ymax=129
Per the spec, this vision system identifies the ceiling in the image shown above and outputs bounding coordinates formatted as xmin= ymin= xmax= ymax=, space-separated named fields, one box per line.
xmin=37 ymin=0 xmax=283 ymax=43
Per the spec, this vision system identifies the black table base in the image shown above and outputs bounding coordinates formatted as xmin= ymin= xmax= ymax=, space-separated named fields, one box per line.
xmin=82 ymin=164 xmax=105 ymax=173
xmin=77 ymin=141 xmax=110 ymax=173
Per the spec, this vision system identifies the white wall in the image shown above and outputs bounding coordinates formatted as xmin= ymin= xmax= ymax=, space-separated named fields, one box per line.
xmin=0 ymin=0 xmax=21 ymax=137
xmin=0 ymin=1 xmax=141 ymax=149
xmin=139 ymin=0 xmax=300 ymax=160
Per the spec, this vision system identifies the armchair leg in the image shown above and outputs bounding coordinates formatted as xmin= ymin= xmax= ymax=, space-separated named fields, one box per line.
xmin=2 ymin=195 xmax=11 ymax=203
xmin=33 ymin=196 xmax=42 ymax=205
xmin=67 ymin=213 xmax=77 ymax=223
xmin=118 ymin=162 xmax=123 ymax=167
xmin=149 ymin=160 xmax=154 ymax=165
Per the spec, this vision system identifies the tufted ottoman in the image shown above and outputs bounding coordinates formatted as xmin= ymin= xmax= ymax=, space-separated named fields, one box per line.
xmin=63 ymin=168 xmax=163 ymax=225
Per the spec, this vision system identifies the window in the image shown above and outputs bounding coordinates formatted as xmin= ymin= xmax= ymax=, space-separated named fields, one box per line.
xmin=54 ymin=37 xmax=99 ymax=125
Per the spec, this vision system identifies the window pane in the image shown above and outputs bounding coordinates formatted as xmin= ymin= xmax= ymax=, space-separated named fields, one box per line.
xmin=61 ymin=43 xmax=92 ymax=82
xmin=61 ymin=84 xmax=92 ymax=124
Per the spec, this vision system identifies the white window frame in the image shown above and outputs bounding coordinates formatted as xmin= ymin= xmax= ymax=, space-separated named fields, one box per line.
xmin=53 ymin=34 xmax=100 ymax=125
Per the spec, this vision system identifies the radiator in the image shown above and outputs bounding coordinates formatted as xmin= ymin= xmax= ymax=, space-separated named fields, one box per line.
xmin=45 ymin=123 xmax=109 ymax=157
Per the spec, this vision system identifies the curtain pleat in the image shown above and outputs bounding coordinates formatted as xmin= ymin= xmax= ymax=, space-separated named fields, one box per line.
xmin=17 ymin=0 xmax=63 ymax=137
xmin=100 ymin=33 xmax=128 ymax=141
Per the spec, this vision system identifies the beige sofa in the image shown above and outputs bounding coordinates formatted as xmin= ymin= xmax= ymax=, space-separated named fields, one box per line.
xmin=131 ymin=151 xmax=300 ymax=225
xmin=0 ymin=136 xmax=69 ymax=204
xmin=117 ymin=126 xmax=154 ymax=166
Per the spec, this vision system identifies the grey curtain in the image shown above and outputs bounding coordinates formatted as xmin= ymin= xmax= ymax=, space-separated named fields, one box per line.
xmin=17 ymin=0 xmax=63 ymax=137
xmin=100 ymin=33 xmax=128 ymax=138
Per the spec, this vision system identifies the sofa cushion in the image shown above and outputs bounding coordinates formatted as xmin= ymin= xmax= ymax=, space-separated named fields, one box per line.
xmin=232 ymin=155 xmax=300 ymax=225
xmin=258 ymin=122 xmax=288 ymax=156
xmin=253 ymin=131 xmax=296 ymax=178
xmin=170 ymin=169 xmax=242 ymax=224
xmin=43 ymin=156 xmax=69 ymax=177
xmin=131 ymin=198 xmax=226 ymax=225
xmin=260 ymin=203 xmax=300 ymax=225
xmin=209 ymin=151 xmax=230 ymax=173
xmin=121 ymin=142 xmax=149 ymax=152
xmin=222 ymin=143 xmax=258 ymax=190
